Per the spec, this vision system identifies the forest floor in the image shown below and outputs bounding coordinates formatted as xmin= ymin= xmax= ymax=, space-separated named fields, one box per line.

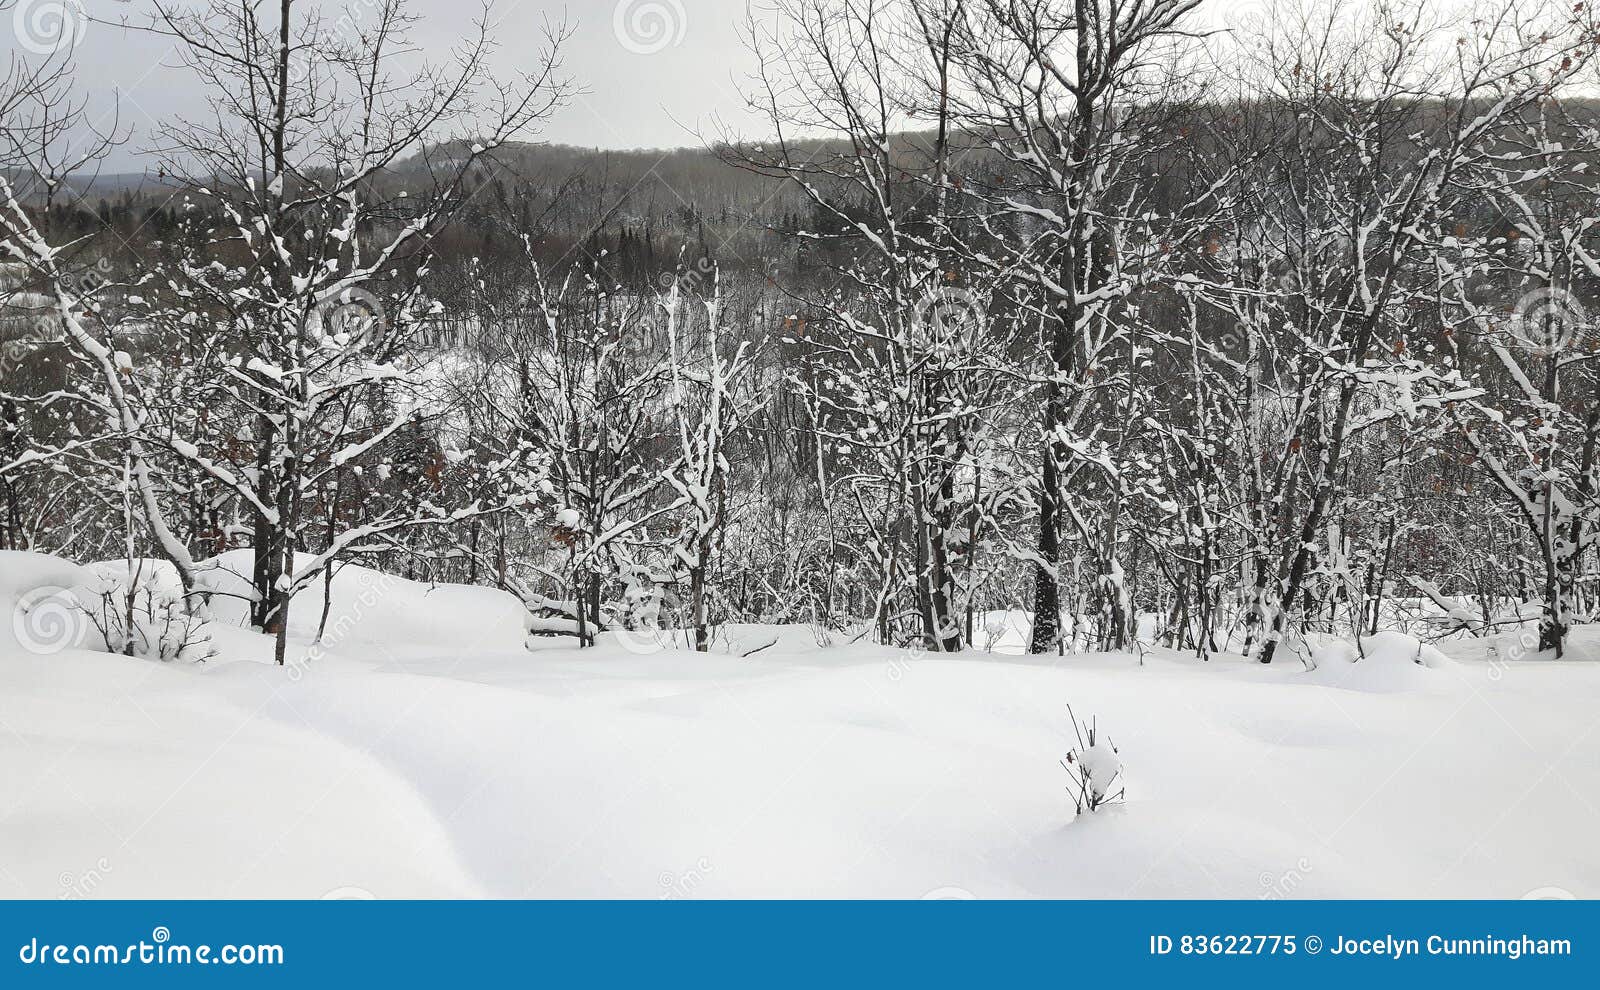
xmin=3 ymin=551 xmax=1598 ymax=899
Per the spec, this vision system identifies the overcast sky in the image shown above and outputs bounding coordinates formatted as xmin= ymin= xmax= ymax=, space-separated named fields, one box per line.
xmin=3 ymin=0 xmax=1270 ymax=172
xmin=4 ymin=0 xmax=765 ymax=171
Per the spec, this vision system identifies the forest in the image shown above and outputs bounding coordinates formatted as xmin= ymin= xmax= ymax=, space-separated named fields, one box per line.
xmin=1 ymin=0 xmax=1597 ymax=671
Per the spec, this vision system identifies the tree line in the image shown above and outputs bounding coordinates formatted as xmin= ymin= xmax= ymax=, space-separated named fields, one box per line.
xmin=1 ymin=0 xmax=1597 ymax=663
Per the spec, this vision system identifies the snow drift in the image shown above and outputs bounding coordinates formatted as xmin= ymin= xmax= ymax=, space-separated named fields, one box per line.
xmin=2 ymin=549 xmax=1597 ymax=899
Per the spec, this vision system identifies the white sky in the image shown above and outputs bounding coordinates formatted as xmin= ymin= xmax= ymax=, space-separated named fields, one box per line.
xmin=4 ymin=0 xmax=1270 ymax=172
xmin=4 ymin=0 xmax=765 ymax=170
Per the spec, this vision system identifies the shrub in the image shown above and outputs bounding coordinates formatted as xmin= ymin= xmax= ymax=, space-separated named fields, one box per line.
xmin=1061 ymin=704 xmax=1124 ymax=814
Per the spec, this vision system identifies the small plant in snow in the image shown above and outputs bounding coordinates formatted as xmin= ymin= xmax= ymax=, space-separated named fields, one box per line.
xmin=1061 ymin=704 xmax=1124 ymax=814
xmin=79 ymin=574 xmax=215 ymax=664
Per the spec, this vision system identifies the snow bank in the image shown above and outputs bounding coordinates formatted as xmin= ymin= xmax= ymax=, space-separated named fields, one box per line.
xmin=0 ymin=550 xmax=92 ymax=654
xmin=5 ymin=549 xmax=1599 ymax=899
xmin=0 ymin=645 xmax=478 ymax=897
xmin=82 ymin=558 xmax=188 ymax=597
xmin=1302 ymin=631 xmax=1456 ymax=692
xmin=0 ymin=549 xmax=88 ymax=600
xmin=196 ymin=549 xmax=526 ymax=652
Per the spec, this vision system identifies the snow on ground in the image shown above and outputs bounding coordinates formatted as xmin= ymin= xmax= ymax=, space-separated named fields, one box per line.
xmin=4 ymin=551 xmax=1600 ymax=899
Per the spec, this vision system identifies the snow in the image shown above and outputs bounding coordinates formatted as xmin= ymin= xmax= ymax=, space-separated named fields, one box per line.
xmin=1301 ymin=631 xmax=1458 ymax=693
xmin=196 ymin=549 xmax=526 ymax=650
xmin=0 ymin=550 xmax=87 ymax=601
xmin=1076 ymin=737 xmax=1123 ymax=802
xmin=4 ymin=550 xmax=1600 ymax=899
xmin=1 ymin=550 xmax=91 ymax=654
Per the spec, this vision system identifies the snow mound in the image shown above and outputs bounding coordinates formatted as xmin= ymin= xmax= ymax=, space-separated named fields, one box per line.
xmin=1 ymin=556 xmax=218 ymax=662
xmin=197 ymin=549 xmax=526 ymax=652
xmin=83 ymin=558 xmax=188 ymax=596
xmin=0 ymin=551 xmax=93 ymax=654
xmin=0 ymin=549 xmax=88 ymax=600
xmin=1303 ymin=631 xmax=1455 ymax=692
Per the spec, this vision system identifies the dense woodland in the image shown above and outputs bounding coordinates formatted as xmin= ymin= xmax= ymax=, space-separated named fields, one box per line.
xmin=2 ymin=0 xmax=1598 ymax=665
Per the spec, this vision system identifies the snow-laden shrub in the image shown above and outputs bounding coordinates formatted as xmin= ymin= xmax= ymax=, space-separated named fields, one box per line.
xmin=1061 ymin=705 xmax=1124 ymax=814
xmin=76 ymin=569 xmax=215 ymax=663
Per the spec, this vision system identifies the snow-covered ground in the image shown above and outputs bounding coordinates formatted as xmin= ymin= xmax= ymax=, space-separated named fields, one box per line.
xmin=3 ymin=551 xmax=1599 ymax=899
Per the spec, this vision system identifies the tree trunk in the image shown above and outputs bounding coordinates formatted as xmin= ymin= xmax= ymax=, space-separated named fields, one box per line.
xmin=1029 ymin=389 xmax=1066 ymax=654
